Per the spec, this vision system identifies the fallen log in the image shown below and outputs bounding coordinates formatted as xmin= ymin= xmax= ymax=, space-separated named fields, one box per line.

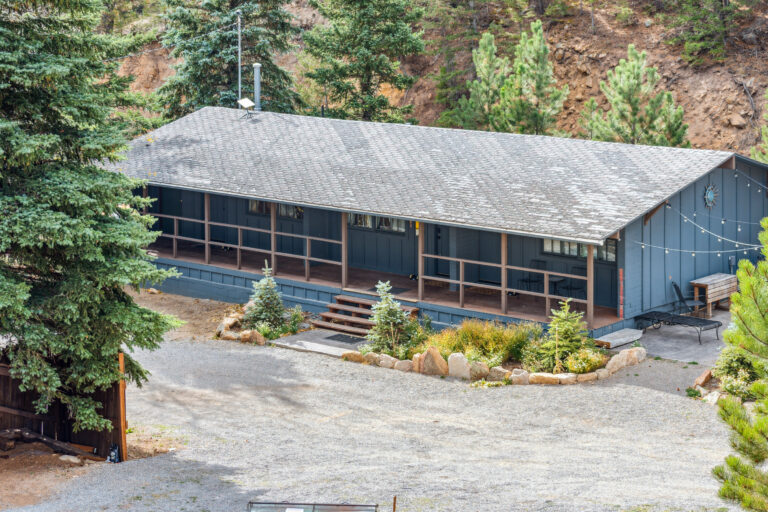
xmin=0 ymin=428 xmax=104 ymax=461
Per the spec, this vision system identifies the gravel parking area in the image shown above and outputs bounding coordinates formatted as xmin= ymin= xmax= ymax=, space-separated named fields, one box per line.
xmin=14 ymin=336 xmax=735 ymax=512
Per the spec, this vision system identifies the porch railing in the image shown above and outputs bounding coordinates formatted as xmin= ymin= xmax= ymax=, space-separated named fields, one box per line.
xmin=150 ymin=210 xmax=342 ymax=281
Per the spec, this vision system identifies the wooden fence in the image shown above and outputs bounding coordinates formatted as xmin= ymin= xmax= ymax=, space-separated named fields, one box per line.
xmin=0 ymin=354 xmax=127 ymax=460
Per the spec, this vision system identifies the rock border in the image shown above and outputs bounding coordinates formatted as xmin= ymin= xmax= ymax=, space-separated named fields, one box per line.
xmin=341 ymin=346 xmax=648 ymax=386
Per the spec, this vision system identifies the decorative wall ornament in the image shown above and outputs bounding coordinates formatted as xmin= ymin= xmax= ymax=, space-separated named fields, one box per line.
xmin=704 ymin=184 xmax=718 ymax=209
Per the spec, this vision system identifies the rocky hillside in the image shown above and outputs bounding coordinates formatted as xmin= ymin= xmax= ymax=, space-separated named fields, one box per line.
xmin=119 ymin=1 xmax=768 ymax=153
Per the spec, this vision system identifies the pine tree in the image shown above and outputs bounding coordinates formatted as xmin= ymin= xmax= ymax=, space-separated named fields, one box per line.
xmin=159 ymin=0 xmax=299 ymax=119
xmin=580 ymin=45 xmax=689 ymax=147
xmin=713 ymin=219 xmax=768 ymax=510
xmin=671 ymin=0 xmax=754 ymax=66
xmin=0 ymin=0 xmax=179 ymax=431
xmin=303 ymin=0 xmax=424 ymax=122
xmin=752 ymin=91 xmax=768 ymax=165
xmin=438 ymin=32 xmax=510 ymax=130
xmin=490 ymin=20 xmax=568 ymax=135
xmin=243 ymin=263 xmax=285 ymax=329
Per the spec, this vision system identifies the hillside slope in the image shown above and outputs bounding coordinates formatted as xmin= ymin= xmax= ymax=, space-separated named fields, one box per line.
xmin=119 ymin=1 xmax=768 ymax=153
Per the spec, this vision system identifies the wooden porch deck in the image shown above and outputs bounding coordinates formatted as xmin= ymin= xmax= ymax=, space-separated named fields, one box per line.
xmin=149 ymin=239 xmax=620 ymax=329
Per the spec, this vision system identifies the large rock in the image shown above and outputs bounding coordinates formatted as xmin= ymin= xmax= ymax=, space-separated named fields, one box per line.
xmin=605 ymin=351 xmax=629 ymax=374
xmin=412 ymin=353 xmax=423 ymax=373
xmin=240 ymin=329 xmax=266 ymax=345
xmin=341 ymin=351 xmax=365 ymax=363
xmin=577 ymin=372 xmax=598 ymax=383
xmin=378 ymin=354 xmax=398 ymax=369
xmin=469 ymin=361 xmax=490 ymax=381
xmin=421 ymin=346 xmax=449 ymax=376
xmin=694 ymin=369 xmax=713 ymax=388
xmin=510 ymin=368 xmax=529 ymax=385
xmin=488 ymin=366 xmax=512 ymax=382
xmin=448 ymin=353 xmax=471 ymax=380
xmin=219 ymin=330 xmax=240 ymax=341
xmin=625 ymin=347 xmax=647 ymax=366
xmin=364 ymin=352 xmax=381 ymax=366
xmin=729 ymin=113 xmax=747 ymax=129
xmin=703 ymin=391 xmax=722 ymax=405
xmin=557 ymin=373 xmax=578 ymax=385
xmin=216 ymin=316 xmax=240 ymax=336
xmin=394 ymin=360 xmax=413 ymax=372
xmin=529 ymin=372 xmax=559 ymax=385
xmin=595 ymin=368 xmax=610 ymax=380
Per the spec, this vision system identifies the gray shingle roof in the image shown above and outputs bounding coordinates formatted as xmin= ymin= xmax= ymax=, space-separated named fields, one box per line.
xmin=109 ymin=106 xmax=737 ymax=244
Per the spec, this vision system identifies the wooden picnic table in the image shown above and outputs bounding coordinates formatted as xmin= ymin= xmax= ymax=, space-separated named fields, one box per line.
xmin=690 ymin=273 xmax=738 ymax=318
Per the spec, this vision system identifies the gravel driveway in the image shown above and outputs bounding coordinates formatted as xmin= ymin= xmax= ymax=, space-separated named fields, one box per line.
xmin=17 ymin=339 xmax=735 ymax=512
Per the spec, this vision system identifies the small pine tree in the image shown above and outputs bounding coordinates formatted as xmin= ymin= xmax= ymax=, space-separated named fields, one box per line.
xmin=366 ymin=281 xmax=410 ymax=355
xmin=713 ymin=219 xmax=768 ymax=510
xmin=438 ymin=32 xmax=511 ymax=130
xmin=490 ymin=20 xmax=569 ymax=135
xmin=670 ymin=0 xmax=754 ymax=66
xmin=581 ymin=44 xmax=689 ymax=147
xmin=303 ymin=0 xmax=424 ymax=122
xmin=244 ymin=262 xmax=285 ymax=329
xmin=159 ymin=0 xmax=300 ymax=118
xmin=752 ymin=91 xmax=768 ymax=165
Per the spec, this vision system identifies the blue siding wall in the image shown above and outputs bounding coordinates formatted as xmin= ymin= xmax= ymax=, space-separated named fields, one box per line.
xmin=622 ymin=162 xmax=768 ymax=317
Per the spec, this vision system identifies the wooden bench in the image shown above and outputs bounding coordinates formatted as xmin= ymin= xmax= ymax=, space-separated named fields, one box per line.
xmin=691 ymin=273 xmax=738 ymax=318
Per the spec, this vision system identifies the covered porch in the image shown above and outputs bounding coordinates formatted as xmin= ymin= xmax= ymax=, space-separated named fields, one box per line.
xmin=145 ymin=187 xmax=621 ymax=329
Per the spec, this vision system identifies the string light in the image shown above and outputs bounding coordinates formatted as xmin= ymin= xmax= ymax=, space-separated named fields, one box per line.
xmin=632 ymin=241 xmax=761 ymax=254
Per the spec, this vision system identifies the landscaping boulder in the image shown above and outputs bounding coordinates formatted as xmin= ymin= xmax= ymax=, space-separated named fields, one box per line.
xmin=694 ymin=369 xmax=713 ymax=388
xmin=625 ymin=346 xmax=647 ymax=365
xmin=394 ymin=360 xmax=413 ymax=372
xmin=595 ymin=368 xmax=610 ymax=380
xmin=240 ymin=329 xmax=266 ymax=345
xmin=577 ymin=372 xmax=598 ymax=383
xmin=703 ymin=391 xmax=722 ymax=405
xmin=510 ymin=369 xmax=529 ymax=385
xmin=529 ymin=372 xmax=559 ymax=385
xmin=605 ymin=351 xmax=629 ymax=374
xmin=469 ymin=361 xmax=490 ymax=381
xmin=487 ymin=366 xmax=512 ymax=382
xmin=448 ymin=353 xmax=471 ymax=380
xmin=557 ymin=373 xmax=578 ymax=385
xmin=412 ymin=353 xmax=423 ymax=373
xmin=378 ymin=354 xmax=398 ymax=369
xmin=421 ymin=346 xmax=449 ymax=376
xmin=216 ymin=316 xmax=240 ymax=336
xmin=219 ymin=330 xmax=240 ymax=341
xmin=364 ymin=352 xmax=381 ymax=366
xmin=341 ymin=351 xmax=365 ymax=363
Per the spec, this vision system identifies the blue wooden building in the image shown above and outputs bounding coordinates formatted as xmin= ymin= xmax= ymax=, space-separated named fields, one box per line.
xmin=109 ymin=107 xmax=768 ymax=335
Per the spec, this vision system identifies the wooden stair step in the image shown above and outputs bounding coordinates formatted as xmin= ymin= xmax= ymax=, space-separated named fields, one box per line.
xmin=320 ymin=311 xmax=375 ymax=327
xmin=310 ymin=320 xmax=369 ymax=336
xmin=327 ymin=303 xmax=374 ymax=317
xmin=334 ymin=294 xmax=419 ymax=315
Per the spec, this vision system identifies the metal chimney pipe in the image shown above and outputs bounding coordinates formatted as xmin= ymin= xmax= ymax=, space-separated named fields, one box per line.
xmin=253 ymin=63 xmax=262 ymax=112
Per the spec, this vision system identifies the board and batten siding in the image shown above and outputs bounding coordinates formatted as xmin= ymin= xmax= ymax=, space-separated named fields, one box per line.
xmin=621 ymin=161 xmax=768 ymax=318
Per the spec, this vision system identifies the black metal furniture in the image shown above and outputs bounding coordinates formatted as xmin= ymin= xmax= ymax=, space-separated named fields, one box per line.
xmin=672 ymin=281 xmax=705 ymax=314
xmin=635 ymin=311 xmax=722 ymax=344
xmin=518 ymin=259 xmax=547 ymax=291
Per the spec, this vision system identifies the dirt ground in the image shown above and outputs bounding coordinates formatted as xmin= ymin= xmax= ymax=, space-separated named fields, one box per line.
xmin=128 ymin=288 xmax=234 ymax=341
xmin=0 ymin=443 xmax=93 ymax=510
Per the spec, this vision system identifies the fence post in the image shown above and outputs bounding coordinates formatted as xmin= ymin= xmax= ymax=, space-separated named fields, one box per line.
xmin=118 ymin=353 xmax=128 ymax=463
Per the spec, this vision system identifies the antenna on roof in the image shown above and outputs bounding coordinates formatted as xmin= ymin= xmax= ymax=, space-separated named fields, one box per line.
xmin=238 ymin=97 xmax=256 ymax=118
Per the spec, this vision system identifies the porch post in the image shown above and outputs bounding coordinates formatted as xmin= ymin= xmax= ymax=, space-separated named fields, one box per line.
xmin=341 ymin=212 xmax=348 ymax=288
xmin=500 ymin=233 xmax=507 ymax=314
xmin=270 ymin=202 xmax=277 ymax=273
xmin=417 ymin=222 xmax=424 ymax=301
xmin=587 ymin=244 xmax=595 ymax=328
xmin=204 ymin=193 xmax=210 ymax=264
xmin=305 ymin=238 xmax=311 ymax=281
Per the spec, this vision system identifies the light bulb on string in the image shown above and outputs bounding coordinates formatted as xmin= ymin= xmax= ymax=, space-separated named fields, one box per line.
xmin=717 ymin=253 xmax=721 ymax=257
xmin=717 ymin=238 xmax=722 ymax=243
xmin=665 ymin=249 xmax=669 ymax=254
xmin=738 ymin=225 xmax=742 ymax=232
xmin=692 ymin=252 xmax=696 ymax=257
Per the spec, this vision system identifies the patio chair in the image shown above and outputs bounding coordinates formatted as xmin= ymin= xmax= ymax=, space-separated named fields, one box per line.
xmin=564 ymin=265 xmax=587 ymax=299
xmin=518 ymin=259 xmax=547 ymax=292
xmin=672 ymin=281 xmax=705 ymax=315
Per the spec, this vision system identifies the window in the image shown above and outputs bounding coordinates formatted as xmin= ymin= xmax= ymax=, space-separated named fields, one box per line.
xmin=349 ymin=214 xmax=374 ymax=228
xmin=278 ymin=204 xmax=303 ymax=220
xmin=248 ymin=200 xmax=270 ymax=215
xmin=543 ymin=238 xmax=617 ymax=262
xmin=377 ymin=217 xmax=406 ymax=233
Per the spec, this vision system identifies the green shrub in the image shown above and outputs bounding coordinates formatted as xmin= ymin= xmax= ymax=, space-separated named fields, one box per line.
xmin=286 ymin=305 xmax=305 ymax=335
xmin=418 ymin=319 xmax=542 ymax=368
xmin=244 ymin=262 xmax=285 ymax=329
xmin=713 ymin=346 xmax=760 ymax=399
xmin=686 ymin=387 xmax=702 ymax=398
xmin=364 ymin=281 xmax=431 ymax=359
xmin=565 ymin=347 xmax=608 ymax=374
xmin=522 ymin=299 xmax=594 ymax=373
xmin=544 ymin=0 xmax=571 ymax=18
xmin=616 ymin=5 xmax=637 ymax=26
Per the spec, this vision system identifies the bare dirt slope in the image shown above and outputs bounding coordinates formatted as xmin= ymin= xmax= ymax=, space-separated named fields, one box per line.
xmin=119 ymin=2 xmax=768 ymax=153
